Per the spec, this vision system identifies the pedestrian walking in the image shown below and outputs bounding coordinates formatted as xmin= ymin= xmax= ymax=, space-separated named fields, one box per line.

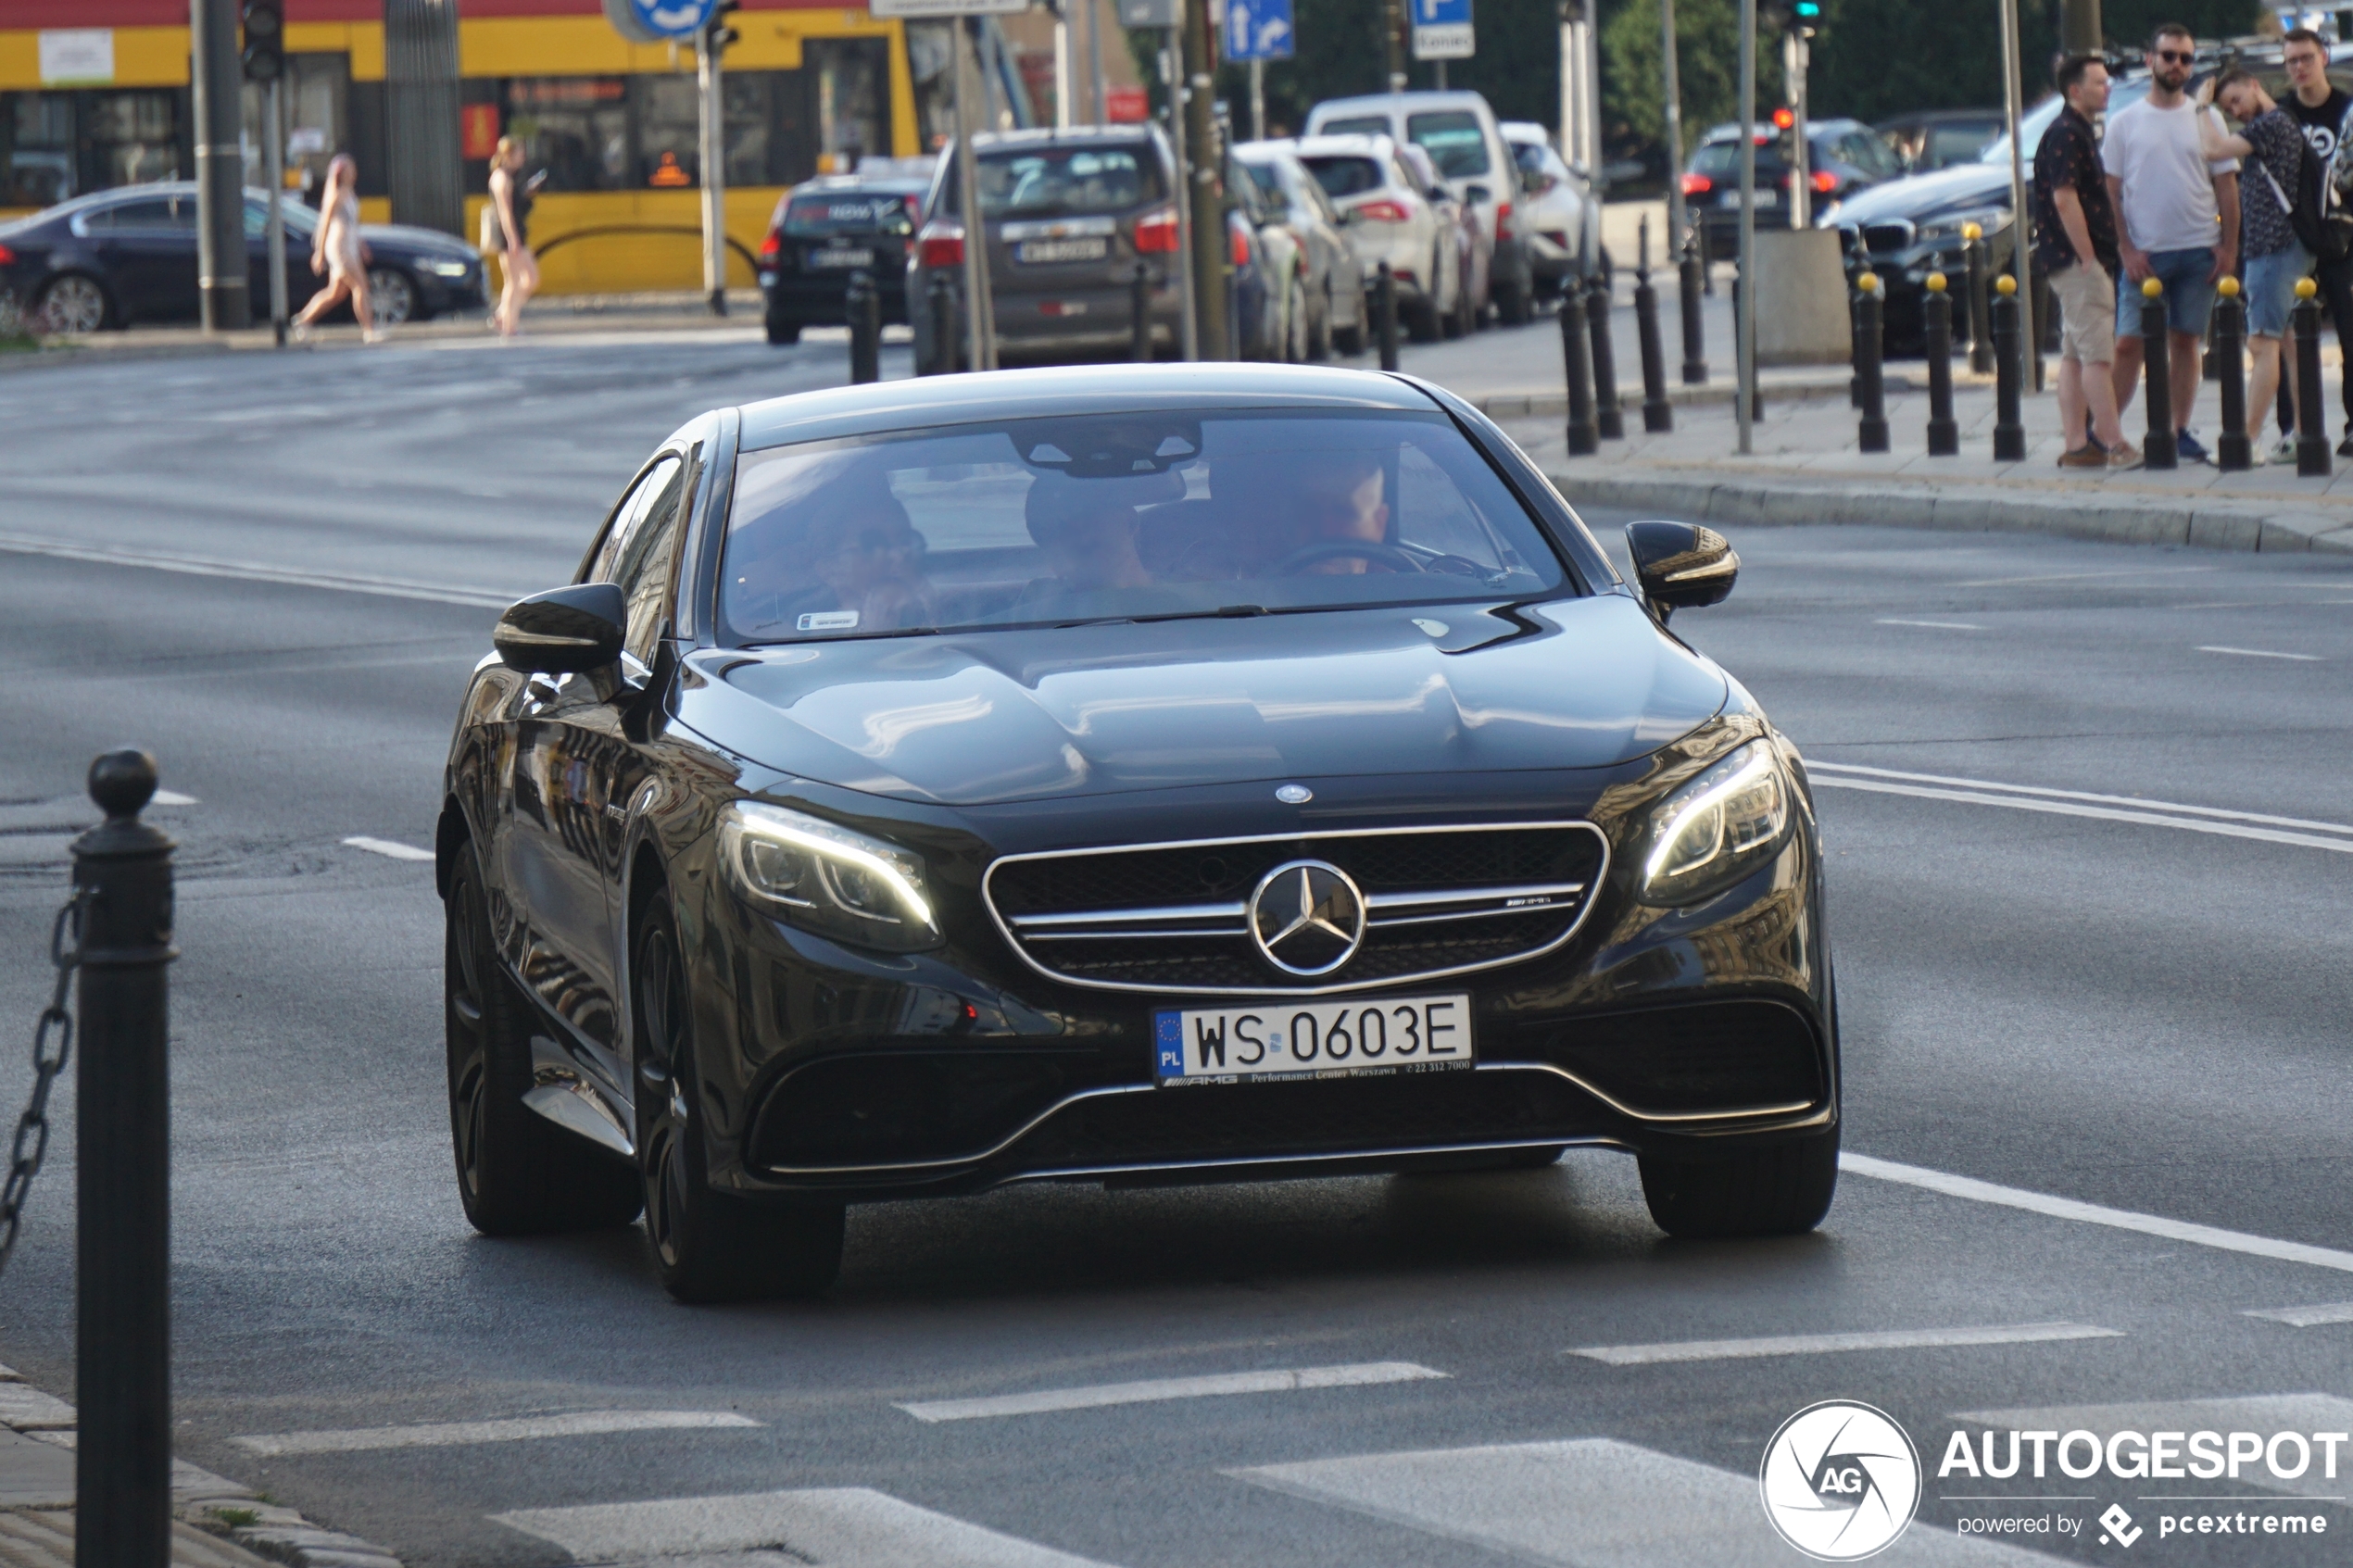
xmin=2034 ymin=55 xmax=2137 ymax=469
xmin=485 ymin=135 xmax=540 ymax=339
xmin=289 ymin=154 xmax=379 ymax=344
xmin=2197 ymin=70 xmax=2314 ymax=466
xmin=2277 ymin=26 xmax=2353 ymax=456
xmin=2103 ymin=22 xmax=2240 ymax=465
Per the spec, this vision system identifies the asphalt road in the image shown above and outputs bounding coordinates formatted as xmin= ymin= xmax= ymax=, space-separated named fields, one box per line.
xmin=1 ymin=335 xmax=2350 ymax=1568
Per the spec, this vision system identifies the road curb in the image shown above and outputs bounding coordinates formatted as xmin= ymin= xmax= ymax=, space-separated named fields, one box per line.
xmin=1544 ymin=469 xmax=2353 ymax=555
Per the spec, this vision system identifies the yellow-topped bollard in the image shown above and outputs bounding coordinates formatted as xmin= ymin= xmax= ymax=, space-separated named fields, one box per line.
xmin=2142 ymin=276 xmax=2164 ymax=297
xmin=1962 ymin=221 xmax=1982 ymax=242
xmin=1925 ymin=271 xmax=1948 ymax=293
xmin=2217 ymin=275 xmax=2242 ymax=298
xmin=1994 ymin=273 xmax=2018 ymax=296
xmin=2296 ymin=276 xmax=2320 ymax=300
xmin=1856 ymin=271 xmax=1881 ymax=295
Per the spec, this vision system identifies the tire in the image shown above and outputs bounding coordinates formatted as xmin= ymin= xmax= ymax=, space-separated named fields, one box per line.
xmin=368 ymin=267 xmax=416 ymax=326
xmin=445 ymin=848 xmax=643 ymax=1236
xmin=1333 ymin=314 xmax=1366 ymax=357
xmin=1282 ymin=273 xmax=1310 ymax=362
xmin=1497 ymin=277 xmax=1532 ymax=327
xmin=766 ymin=318 xmax=802 ymax=345
xmin=1638 ymin=1125 xmax=1839 ymax=1239
xmin=634 ymin=895 xmax=844 ymax=1303
xmin=35 ymin=273 xmax=109 ymax=335
xmin=1306 ymin=282 xmax=1332 ymax=360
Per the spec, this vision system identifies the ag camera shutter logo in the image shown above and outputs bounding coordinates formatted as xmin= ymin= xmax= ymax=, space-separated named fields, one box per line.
xmin=1760 ymin=1400 xmax=1922 ymax=1560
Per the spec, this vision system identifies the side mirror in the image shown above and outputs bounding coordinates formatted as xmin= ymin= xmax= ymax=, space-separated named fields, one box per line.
xmin=495 ymin=583 xmax=627 ymax=676
xmin=1464 ymin=182 xmax=1491 ymax=206
xmin=1625 ymin=521 xmax=1738 ymax=622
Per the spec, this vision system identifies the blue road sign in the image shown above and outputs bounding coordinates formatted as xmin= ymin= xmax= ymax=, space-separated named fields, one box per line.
xmin=603 ymin=0 xmax=717 ymax=44
xmin=1414 ymin=0 xmax=1469 ymax=27
xmin=1226 ymin=0 xmax=1295 ymax=61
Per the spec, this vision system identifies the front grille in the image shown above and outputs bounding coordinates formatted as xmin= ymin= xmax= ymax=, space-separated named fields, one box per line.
xmin=1862 ymin=220 xmax=1916 ymax=255
xmin=985 ymin=823 xmax=1608 ymax=995
xmin=1015 ymin=1067 xmax=1603 ymax=1166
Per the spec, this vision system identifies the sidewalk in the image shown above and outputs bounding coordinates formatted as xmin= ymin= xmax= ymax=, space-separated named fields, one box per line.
xmin=0 ymin=1363 xmax=400 ymax=1568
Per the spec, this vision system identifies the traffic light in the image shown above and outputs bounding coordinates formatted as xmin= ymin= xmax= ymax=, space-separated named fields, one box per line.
xmin=240 ymin=0 xmax=283 ymax=83
xmin=1793 ymin=0 xmax=1819 ymax=38
xmin=703 ymin=0 xmax=741 ymax=56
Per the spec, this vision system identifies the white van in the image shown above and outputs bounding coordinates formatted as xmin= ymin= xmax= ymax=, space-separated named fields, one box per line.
xmin=1303 ymin=90 xmax=1533 ymax=324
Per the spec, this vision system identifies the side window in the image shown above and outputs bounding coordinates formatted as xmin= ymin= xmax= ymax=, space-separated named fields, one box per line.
xmin=589 ymin=455 xmax=688 ymax=665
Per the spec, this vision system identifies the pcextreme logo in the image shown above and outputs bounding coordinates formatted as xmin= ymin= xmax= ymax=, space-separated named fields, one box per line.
xmin=1760 ymin=1400 xmax=1923 ymax=1561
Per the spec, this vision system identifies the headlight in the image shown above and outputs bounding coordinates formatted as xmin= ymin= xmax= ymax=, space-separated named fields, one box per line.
xmin=1917 ymin=208 xmax=2010 ymax=245
xmin=425 ymin=259 xmax=472 ymax=278
xmin=718 ymin=802 xmax=942 ymax=952
xmin=1638 ymin=740 xmax=1792 ymax=905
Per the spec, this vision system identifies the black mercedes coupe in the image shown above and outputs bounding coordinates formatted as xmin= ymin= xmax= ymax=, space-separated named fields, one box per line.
xmin=436 ymin=363 xmax=1838 ymax=1302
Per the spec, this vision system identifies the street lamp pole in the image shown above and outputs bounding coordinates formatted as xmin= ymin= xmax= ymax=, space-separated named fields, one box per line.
xmin=1659 ymin=0 xmax=1688 ymax=252
xmin=1736 ymin=0 xmax=1756 ymax=454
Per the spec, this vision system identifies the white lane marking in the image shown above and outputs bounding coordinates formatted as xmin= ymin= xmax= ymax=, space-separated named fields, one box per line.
xmin=1876 ymin=618 xmax=1987 ymax=630
xmin=1952 ymin=565 xmax=2222 ymax=587
xmin=0 ymin=533 xmax=520 ymax=609
xmin=2245 ymin=1301 xmax=2353 ymax=1327
xmin=342 ymin=836 xmax=434 ymax=862
xmin=1807 ymin=761 xmax=2353 ymax=835
xmin=1810 ymin=776 xmax=2353 ymax=856
xmin=1566 ymin=1322 xmax=2121 ymax=1366
xmin=1231 ymin=1437 xmax=2060 ymax=1565
xmin=898 ymin=1361 xmax=1446 ymax=1424
xmin=1953 ymin=1395 xmax=2353 ymax=1500
xmin=230 ymin=1410 xmax=759 ymax=1456
xmin=2199 ymin=645 xmax=2323 ymax=660
xmin=493 ymin=1486 xmax=1120 ymax=1567
xmin=150 ymin=790 xmax=197 ymax=807
xmin=1844 ymin=1153 xmax=2353 ymax=1275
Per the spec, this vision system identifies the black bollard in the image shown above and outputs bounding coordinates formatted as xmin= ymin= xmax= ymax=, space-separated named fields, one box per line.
xmin=925 ymin=272 xmax=958 ymax=376
xmin=1679 ymin=233 xmax=1708 ymax=384
xmin=2214 ymin=279 xmax=2249 ymax=471
xmin=74 ymin=747 xmax=176 ymax=1568
xmin=1587 ymin=276 xmax=1624 ymax=440
xmin=2139 ymin=278 xmax=2176 ymax=470
xmin=1376 ymin=261 xmax=1400 ymax=372
xmin=1130 ymin=263 xmax=1153 ymax=362
xmin=1992 ymin=276 xmax=2026 ymax=461
xmin=1855 ymin=273 xmax=1890 ymax=453
xmin=1635 ymin=260 xmax=1673 ymax=433
xmin=1560 ymin=282 xmax=1598 ymax=456
xmin=1924 ymin=273 xmax=1959 ymax=457
xmin=846 ymin=270 xmax=880 ymax=384
xmin=2296 ymin=279 xmax=2332 ymax=476
xmin=1965 ymin=226 xmax=1994 ymax=376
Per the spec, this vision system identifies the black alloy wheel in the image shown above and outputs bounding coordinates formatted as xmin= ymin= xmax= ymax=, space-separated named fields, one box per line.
xmin=445 ymin=848 xmax=642 ymax=1236
xmin=1636 ymin=1125 xmax=1839 ymax=1238
xmin=634 ymin=896 xmax=844 ymax=1303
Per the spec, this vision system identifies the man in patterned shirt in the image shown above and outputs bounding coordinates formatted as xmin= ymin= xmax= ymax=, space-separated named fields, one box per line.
xmin=2033 ymin=55 xmax=2134 ymax=467
xmin=2198 ymin=69 xmax=2312 ymax=465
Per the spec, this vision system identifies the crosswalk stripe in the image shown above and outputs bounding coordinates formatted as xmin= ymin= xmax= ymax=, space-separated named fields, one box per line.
xmin=1230 ymin=1437 xmax=2060 ymax=1564
xmin=492 ymin=1486 xmax=1119 ymax=1567
xmin=897 ymin=1361 xmax=1445 ymax=1423
xmin=2245 ymin=1301 xmax=2353 ymax=1328
xmin=1567 ymin=1322 xmax=2122 ymax=1365
xmin=1952 ymin=1394 xmax=2353 ymax=1499
xmin=231 ymin=1410 xmax=760 ymax=1457
xmin=343 ymin=835 xmax=435 ymax=862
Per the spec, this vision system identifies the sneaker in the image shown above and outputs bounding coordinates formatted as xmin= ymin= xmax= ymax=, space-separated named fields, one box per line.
xmin=2107 ymin=441 xmax=2144 ymax=469
xmin=2058 ymin=445 xmax=2108 ymax=469
xmin=2177 ymin=428 xmax=2211 ymax=464
xmin=2269 ymin=434 xmax=2299 ymax=466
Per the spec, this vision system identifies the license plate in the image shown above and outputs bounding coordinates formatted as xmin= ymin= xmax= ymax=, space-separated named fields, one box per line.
xmin=808 ymin=246 xmax=876 ymax=268
xmin=1017 ymin=237 xmax=1109 ymax=264
xmin=1153 ymin=993 xmax=1472 ymax=1084
xmin=1718 ymin=190 xmax=1780 ymax=208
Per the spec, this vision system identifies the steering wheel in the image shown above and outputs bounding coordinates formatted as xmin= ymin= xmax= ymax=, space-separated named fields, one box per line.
xmin=1270 ymin=540 xmax=1427 ymax=574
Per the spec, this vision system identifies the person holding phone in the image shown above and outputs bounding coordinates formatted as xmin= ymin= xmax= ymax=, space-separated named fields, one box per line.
xmin=486 ymin=135 xmax=542 ymax=338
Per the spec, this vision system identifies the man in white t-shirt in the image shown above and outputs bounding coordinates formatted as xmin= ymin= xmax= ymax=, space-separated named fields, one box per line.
xmin=2103 ymin=21 xmax=2241 ymax=464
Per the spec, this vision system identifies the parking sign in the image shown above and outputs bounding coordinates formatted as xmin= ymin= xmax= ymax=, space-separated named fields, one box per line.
xmin=1225 ymin=0 xmax=1294 ymax=61
xmin=1411 ymin=0 xmax=1472 ymax=59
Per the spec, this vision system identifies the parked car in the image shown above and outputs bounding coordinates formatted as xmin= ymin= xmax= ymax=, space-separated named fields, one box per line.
xmin=909 ymin=126 xmax=1183 ymax=370
xmin=756 ymin=171 xmax=928 ymax=346
xmin=1684 ymin=119 xmax=1900 ymax=263
xmin=1499 ymin=120 xmax=1606 ymax=295
xmin=1304 ymin=90 xmax=1534 ymax=323
xmin=1874 ymin=109 xmax=2005 ymax=174
xmin=1399 ymin=140 xmax=1484 ymax=340
xmin=438 ymin=362 xmax=1840 ymax=1302
xmin=1227 ymin=184 xmax=1277 ymax=360
xmin=0 ymin=182 xmax=485 ymax=332
xmin=1294 ymin=132 xmax=1464 ymax=344
xmin=1234 ymin=141 xmax=1371 ymax=357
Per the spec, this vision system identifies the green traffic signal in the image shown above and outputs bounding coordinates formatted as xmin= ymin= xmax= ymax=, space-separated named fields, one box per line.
xmin=1793 ymin=1 xmax=1820 ymax=15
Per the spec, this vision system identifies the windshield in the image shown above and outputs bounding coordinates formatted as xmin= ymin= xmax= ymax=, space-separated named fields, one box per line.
xmin=1407 ymin=111 xmax=1491 ymax=177
xmin=720 ymin=410 xmax=1567 ymax=644
xmin=785 ymin=192 xmax=914 ymax=236
xmin=1320 ymin=116 xmax=1389 ymax=139
xmin=1692 ymin=140 xmax=1784 ymax=176
xmin=1302 ymin=156 xmax=1386 ymax=197
xmin=955 ymin=144 xmax=1162 ymax=219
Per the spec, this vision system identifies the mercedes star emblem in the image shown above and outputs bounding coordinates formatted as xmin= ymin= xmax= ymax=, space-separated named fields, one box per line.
xmin=1276 ymin=784 xmax=1313 ymax=804
xmin=1248 ymin=859 xmax=1365 ymax=977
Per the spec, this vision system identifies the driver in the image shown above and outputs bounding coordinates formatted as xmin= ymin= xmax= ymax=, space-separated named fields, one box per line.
xmin=1288 ymin=449 xmax=1392 ymax=574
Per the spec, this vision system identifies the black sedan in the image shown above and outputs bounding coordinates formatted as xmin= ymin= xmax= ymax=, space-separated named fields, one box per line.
xmin=755 ymin=173 xmax=928 ymax=346
xmin=0 ymin=182 xmax=486 ymax=333
xmin=1683 ymin=119 xmax=1901 ymax=263
xmin=436 ymin=363 xmax=1840 ymax=1301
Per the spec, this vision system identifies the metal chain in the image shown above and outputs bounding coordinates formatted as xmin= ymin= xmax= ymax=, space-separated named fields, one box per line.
xmin=0 ymin=888 xmax=84 ymax=1278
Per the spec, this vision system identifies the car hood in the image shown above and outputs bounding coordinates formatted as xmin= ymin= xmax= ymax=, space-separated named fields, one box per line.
xmin=1823 ymin=161 xmax=2009 ymax=223
xmin=674 ymin=594 xmax=1728 ymax=807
